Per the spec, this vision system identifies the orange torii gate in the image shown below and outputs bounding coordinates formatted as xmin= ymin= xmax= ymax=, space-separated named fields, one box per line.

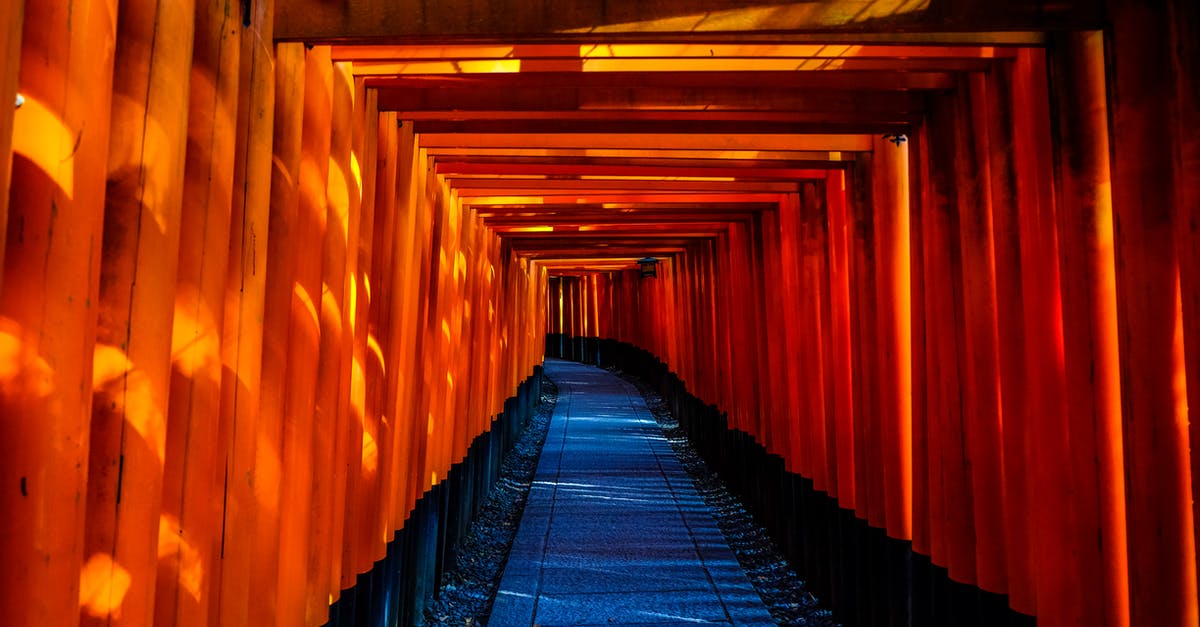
xmin=1 ymin=1 xmax=1198 ymax=626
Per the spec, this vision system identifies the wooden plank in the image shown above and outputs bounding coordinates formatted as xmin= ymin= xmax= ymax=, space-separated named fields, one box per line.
xmin=2 ymin=1 xmax=119 ymax=624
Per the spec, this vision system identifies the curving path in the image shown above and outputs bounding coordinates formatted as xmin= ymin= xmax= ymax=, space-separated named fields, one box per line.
xmin=488 ymin=359 xmax=774 ymax=626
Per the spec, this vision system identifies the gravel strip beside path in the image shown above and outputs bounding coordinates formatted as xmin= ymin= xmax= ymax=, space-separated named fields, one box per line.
xmin=424 ymin=379 xmax=559 ymax=626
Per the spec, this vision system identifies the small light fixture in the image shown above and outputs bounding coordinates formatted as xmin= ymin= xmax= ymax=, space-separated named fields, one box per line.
xmin=15 ymin=93 xmax=24 ymax=109
xmin=882 ymin=133 xmax=907 ymax=146
xmin=637 ymin=257 xmax=658 ymax=279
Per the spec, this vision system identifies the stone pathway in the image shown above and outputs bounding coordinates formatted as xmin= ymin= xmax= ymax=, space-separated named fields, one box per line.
xmin=488 ymin=359 xmax=774 ymax=626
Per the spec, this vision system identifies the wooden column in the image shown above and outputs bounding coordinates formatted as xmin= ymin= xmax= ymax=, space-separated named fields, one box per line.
xmin=776 ymin=196 xmax=805 ymax=475
xmin=1046 ymin=30 xmax=1128 ymax=627
xmin=368 ymin=115 xmax=400 ymax=537
xmin=276 ymin=43 xmax=332 ymax=627
xmin=1107 ymin=1 xmax=1199 ymax=623
xmin=1169 ymin=0 xmax=1200 ymax=605
xmin=343 ymin=86 xmax=379 ymax=588
xmin=955 ymin=75 xmax=1008 ymax=596
xmin=906 ymin=129 xmax=930 ymax=561
xmin=85 ymin=1 xmax=194 ymax=624
xmin=799 ymin=184 xmax=831 ymax=490
xmin=158 ymin=1 xmax=241 ymax=625
xmin=847 ymin=159 xmax=883 ymax=529
xmin=2 ymin=1 xmax=119 ymax=624
xmin=216 ymin=1 xmax=275 ymax=624
xmin=985 ymin=59 xmax=1035 ymax=617
xmin=923 ymin=91 xmax=976 ymax=587
xmin=248 ymin=40 xmax=303 ymax=627
xmin=0 ymin=0 xmax=22 ymax=286
xmin=825 ymin=171 xmax=856 ymax=512
xmin=305 ymin=59 xmax=356 ymax=624
xmin=871 ymin=134 xmax=913 ymax=544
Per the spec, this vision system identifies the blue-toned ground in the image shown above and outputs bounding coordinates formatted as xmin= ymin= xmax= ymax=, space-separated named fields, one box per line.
xmin=488 ymin=359 xmax=775 ymax=626
xmin=624 ymin=373 xmax=839 ymax=627
xmin=426 ymin=360 xmax=838 ymax=626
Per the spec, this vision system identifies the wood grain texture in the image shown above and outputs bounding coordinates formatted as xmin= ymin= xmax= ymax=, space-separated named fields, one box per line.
xmin=2 ymin=1 xmax=119 ymax=624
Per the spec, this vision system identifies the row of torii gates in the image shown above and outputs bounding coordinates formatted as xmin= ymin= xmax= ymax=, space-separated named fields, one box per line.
xmin=0 ymin=0 xmax=1197 ymax=626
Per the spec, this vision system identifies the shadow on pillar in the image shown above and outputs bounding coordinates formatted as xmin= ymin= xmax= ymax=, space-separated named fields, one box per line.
xmin=548 ymin=334 xmax=1037 ymax=627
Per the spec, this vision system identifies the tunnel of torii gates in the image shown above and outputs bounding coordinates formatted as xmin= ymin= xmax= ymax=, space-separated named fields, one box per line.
xmin=0 ymin=0 xmax=1197 ymax=626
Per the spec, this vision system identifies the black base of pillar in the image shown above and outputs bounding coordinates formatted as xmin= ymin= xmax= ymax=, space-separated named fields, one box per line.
xmin=321 ymin=367 xmax=545 ymax=627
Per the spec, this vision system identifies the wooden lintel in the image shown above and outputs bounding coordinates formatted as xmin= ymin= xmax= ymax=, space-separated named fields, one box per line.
xmin=369 ymin=70 xmax=955 ymax=91
xmin=437 ymin=161 xmax=832 ymax=179
xmin=276 ymin=0 xmax=1098 ymax=43
xmin=418 ymin=133 xmax=872 ymax=151
xmin=412 ymin=119 xmax=910 ymax=135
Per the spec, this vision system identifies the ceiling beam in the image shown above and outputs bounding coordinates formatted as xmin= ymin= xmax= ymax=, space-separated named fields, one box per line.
xmin=419 ymin=133 xmax=872 ymax=151
xmin=412 ymin=119 xmax=910 ymax=135
xmin=276 ymin=0 xmax=1098 ymax=43
xmin=369 ymin=70 xmax=954 ymax=90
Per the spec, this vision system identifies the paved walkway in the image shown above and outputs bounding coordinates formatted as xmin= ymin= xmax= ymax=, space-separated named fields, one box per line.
xmin=489 ymin=359 xmax=774 ymax=626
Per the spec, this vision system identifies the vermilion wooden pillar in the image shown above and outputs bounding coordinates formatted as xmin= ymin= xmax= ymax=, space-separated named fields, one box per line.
xmin=216 ymin=1 xmax=275 ymax=623
xmin=377 ymin=117 xmax=404 ymax=538
xmin=307 ymin=60 xmax=359 ymax=621
xmin=1009 ymin=48 xmax=1059 ymax=620
xmin=984 ymin=59 xmax=1036 ymax=617
xmin=763 ymin=206 xmax=792 ymax=458
xmin=846 ymin=159 xmax=884 ymax=531
xmin=342 ymin=86 xmax=379 ymax=588
xmin=799 ymin=183 xmax=830 ymax=491
xmin=1046 ymin=31 xmax=1128 ymax=627
xmin=923 ymin=91 xmax=976 ymax=591
xmin=1107 ymin=1 xmax=1199 ymax=623
xmin=825 ymin=171 xmax=856 ymax=512
xmin=86 ymin=1 xmax=195 ymax=625
xmin=870 ymin=134 xmax=912 ymax=545
xmin=955 ymin=75 xmax=1007 ymax=597
xmin=159 ymin=2 xmax=242 ymax=625
xmin=277 ymin=44 xmax=333 ymax=627
xmin=0 ymin=0 xmax=22 ymax=284
xmin=1168 ymin=0 xmax=1200 ymax=604
xmin=250 ymin=40 xmax=303 ymax=627
xmin=905 ymin=127 xmax=929 ymax=562
xmin=776 ymin=195 xmax=806 ymax=474
xmin=2 ymin=1 xmax=119 ymax=624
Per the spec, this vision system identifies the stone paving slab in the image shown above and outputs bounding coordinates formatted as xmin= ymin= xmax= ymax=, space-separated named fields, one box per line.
xmin=489 ymin=359 xmax=773 ymax=626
